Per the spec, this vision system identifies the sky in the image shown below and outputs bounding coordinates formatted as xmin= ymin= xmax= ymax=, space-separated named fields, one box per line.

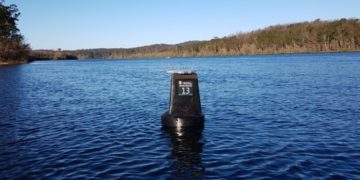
xmin=6 ymin=0 xmax=360 ymax=50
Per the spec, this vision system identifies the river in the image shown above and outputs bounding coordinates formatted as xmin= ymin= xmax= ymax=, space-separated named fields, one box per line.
xmin=1 ymin=52 xmax=360 ymax=179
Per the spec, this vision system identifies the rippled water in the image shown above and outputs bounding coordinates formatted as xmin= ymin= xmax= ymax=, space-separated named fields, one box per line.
xmin=1 ymin=53 xmax=360 ymax=179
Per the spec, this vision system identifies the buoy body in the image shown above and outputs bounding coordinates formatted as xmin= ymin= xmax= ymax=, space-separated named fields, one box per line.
xmin=162 ymin=71 xmax=204 ymax=128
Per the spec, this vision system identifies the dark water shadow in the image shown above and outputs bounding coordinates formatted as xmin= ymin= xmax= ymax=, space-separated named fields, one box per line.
xmin=162 ymin=127 xmax=205 ymax=179
xmin=0 ymin=65 xmax=25 ymax=145
xmin=0 ymin=65 xmax=24 ymax=114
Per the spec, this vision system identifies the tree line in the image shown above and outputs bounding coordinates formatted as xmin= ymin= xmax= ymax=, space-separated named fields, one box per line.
xmin=0 ymin=0 xmax=29 ymax=65
xmin=1 ymin=0 xmax=360 ymax=64
xmin=35 ymin=18 xmax=358 ymax=60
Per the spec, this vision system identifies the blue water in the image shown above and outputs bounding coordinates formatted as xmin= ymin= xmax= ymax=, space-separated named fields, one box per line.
xmin=1 ymin=53 xmax=360 ymax=179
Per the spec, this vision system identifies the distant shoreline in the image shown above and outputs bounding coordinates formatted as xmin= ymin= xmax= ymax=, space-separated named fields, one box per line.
xmin=28 ymin=19 xmax=360 ymax=61
xmin=23 ymin=51 xmax=359 ymax=63
xmin=3 ymin=18 xmax=360 ymax=65
xmin=2 ymin=51 xmax=359 ymax=66
xmin=0 ymin=61 xmax=27 ymax=66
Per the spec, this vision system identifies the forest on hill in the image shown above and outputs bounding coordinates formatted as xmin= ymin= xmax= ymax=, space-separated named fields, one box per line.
xmin=1 ymin=0 xmax=360 ymax=63
xmin=31 ymin=18 xmax=360 ymax=60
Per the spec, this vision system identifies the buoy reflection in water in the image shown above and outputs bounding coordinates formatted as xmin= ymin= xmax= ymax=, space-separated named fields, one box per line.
xmin=163 ymin=127 xmax=205 ymax=178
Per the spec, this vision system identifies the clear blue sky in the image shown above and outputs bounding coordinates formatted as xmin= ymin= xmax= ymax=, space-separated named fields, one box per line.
xmin=6 ymin=0 xmax=360 ymax=50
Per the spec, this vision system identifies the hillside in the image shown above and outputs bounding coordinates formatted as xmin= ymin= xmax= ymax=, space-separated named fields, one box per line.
xmin=30 ymin=18 xmax=360 ymax=60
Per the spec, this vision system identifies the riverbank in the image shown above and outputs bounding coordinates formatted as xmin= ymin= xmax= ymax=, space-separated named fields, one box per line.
xmin=2 ymin=18 xmax=359 ymax=65
xmin=2 ymin=51 xmax=359 ymax=66
xmin=27 ymin=19 xmax=360 ymax=60
xmin=0 ymin=61 xmax=27 ymax=66
xmin=24 ymin=50 xmax=360 ymax=63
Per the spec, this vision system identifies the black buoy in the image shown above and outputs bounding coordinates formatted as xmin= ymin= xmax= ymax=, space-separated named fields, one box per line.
xmin=162 ymin=70 xmax=204 ymax=128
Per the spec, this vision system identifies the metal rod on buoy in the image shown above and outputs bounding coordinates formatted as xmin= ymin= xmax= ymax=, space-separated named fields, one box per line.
xmin=162 ymin=70 xmax=204 ymax=128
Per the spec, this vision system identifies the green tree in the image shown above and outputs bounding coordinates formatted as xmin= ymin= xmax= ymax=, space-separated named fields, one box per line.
xmin=0 ymin=0 xmax=29 ymax=64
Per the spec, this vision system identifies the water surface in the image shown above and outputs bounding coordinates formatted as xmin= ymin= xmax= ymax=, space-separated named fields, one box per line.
xmin=1 ymin=53 xmax=360 ymax=179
